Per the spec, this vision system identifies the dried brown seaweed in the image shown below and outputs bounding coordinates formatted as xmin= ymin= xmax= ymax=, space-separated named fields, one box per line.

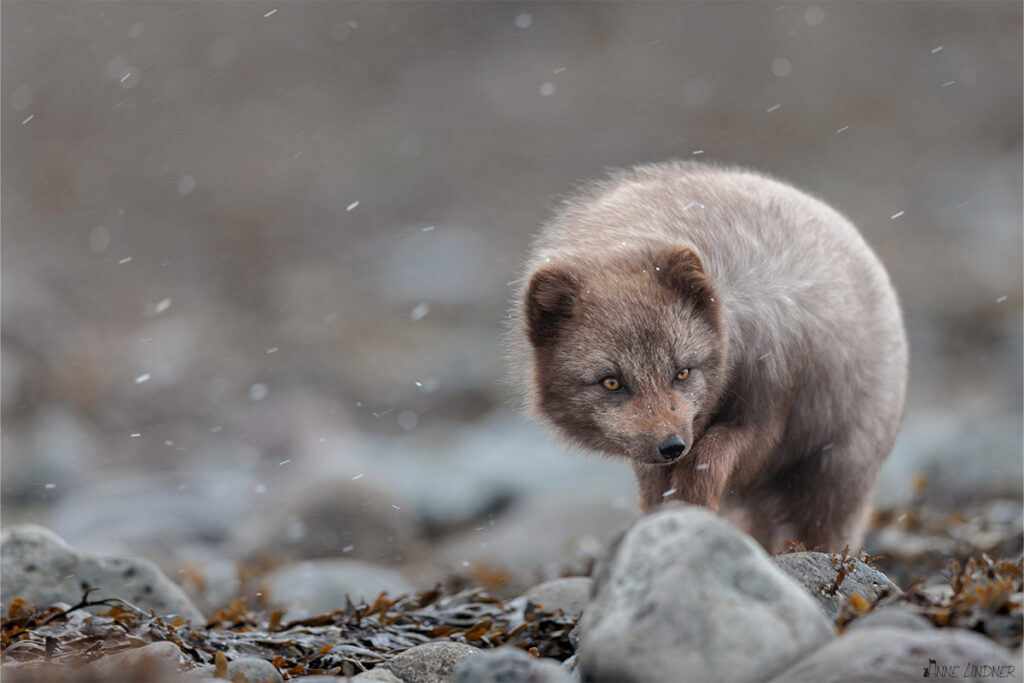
xmin=2 ymin=586 xmax=577 ymax=679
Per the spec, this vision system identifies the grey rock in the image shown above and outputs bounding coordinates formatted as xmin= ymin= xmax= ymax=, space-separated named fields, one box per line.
xmin=179 ymin=664 xmax=217 ymax=681
xmin=436 ymin=493 xmax=637 ymax=593
xmin=562 ymin=654 xmax=581 ymax=682
xmin=771 ymin=626 xmax=1017 ymax=682
xmin=224 ymin=657 xmax=284 ymax=683
xmin=772 ymin=552 xmax=900 ymax=618
xmin=352 ymin=668 xmax=404 ymax=682
xmin=249 ymin=477 xmax=422 ymax=563
xmin=90 ymin=641 xmax=184 ymax=680
xmin=567 ymin=621 xmax=581 ymax=651
xmin=0 ymin=525 xmax=204 ymax=623
xmin=181 ymin=558 xmax=242 ymax=616
xmin=580 ymin=505 xmax=834 ymax=683
xmin=846 ymin=605 xmax=934 ymax=632
xmin=454 ymin=646 xmax=572 ymax=683
xmin=522 ymin=577 xmax=593 ymax=618
xmin=262 ymin=558 xmax=416 ymax=621
xmin=381 ymin=642 xmax=482 ymax=683
xmin=47 ymin=469 xmax=255 ymax=565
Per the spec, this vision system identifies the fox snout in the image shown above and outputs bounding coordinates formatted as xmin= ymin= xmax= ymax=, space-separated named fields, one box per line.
xmin=657 ymin=435 xmax=687 ymax=462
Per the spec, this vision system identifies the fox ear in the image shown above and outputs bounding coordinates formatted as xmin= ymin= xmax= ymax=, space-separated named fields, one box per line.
xmin=655 ymin=246 xmax=718 ymax=316
xmin=525 ymin=265 xmax=580 ymax=347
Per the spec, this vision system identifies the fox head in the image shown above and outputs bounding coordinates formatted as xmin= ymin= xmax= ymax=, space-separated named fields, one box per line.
xmin=524 ymin=245 xmax=730 ymax=466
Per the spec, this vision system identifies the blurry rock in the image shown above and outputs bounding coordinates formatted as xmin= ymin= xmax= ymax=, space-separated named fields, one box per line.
xmin=380 ymin=642 xmax=482 ymax=683
xmin=352 ymin=413 xmax=636 ymax=531
xmin=436 ymin=493 xmax=637 ymax=593
xmin=352 ymin=668 xmax=403 ymax=682
xmin=0 ymin=525 xmax=204 ymax=623
xmin=567 ymin=622 xmax=581 ymax=651
xmin=454 ymin=646 xmax=572 ymax=683
xmin=772 ymin=552 xmax=900 ymax=619
xmin=248 ymin=477 xmax=422 ymax=564
xmin=770 ymin=626 xmax=1017 ymax=682
xmin=262 ymin=559 xmax=416 ymax=621
xmin=48 ymin=469 xmax=257 ymax=565
xmin=90 ymin=641 xmax=183 ymax=681
xmin=224 ymin=657 xmax=284 ymax=683
xmin=846 ymin=605 xmax=934 ymax=632
xmin=580 ymin=506 xmax=833 ymax=682
xmin=521 ymin=577 xmax=592 ymax=618
xmin=179 ymin=558 xmax=242 ymax=617
xmin=878 ymin=407 xmax=1023 ymax=509
xmin=561 ymin=654 xmax=580 ymax=682
xmin=1 ymin=409 xmax=100 ymax=507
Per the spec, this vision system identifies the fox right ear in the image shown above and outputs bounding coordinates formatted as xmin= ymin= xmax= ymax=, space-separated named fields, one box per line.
xmin=525 ymin=265 xmax=580 ymax=347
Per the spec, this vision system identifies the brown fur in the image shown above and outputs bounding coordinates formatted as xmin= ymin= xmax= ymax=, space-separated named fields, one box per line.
xmin=509 ymin=161 xmax=908 ymax=552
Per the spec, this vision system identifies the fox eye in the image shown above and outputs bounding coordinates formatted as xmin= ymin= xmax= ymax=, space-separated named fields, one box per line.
xmin=675 ymin=368 xmax=690 ymax=381
xmin=600 ymin=377 xmax=622 ymax=392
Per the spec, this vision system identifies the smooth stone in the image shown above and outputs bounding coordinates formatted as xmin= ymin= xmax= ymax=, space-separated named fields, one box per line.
xmin=521 ymin=577 xmax=593 ymax=618
xmin=771 ymin=626 xmax=1017 ymax=682
xmin=381 ymin=642 xmax=482 ymax=683
xmin=90 ymin=641 xmax=183 ymax=680
xmin=249 ymin=477 xmax=422 ymax=564
xmin=773 ymin=551 xmax=901 ymax=618
xmin=436 ymin=493 xmax=637 ymax=593
xmin=454 ymin=646 xmax=572 ymax=683
xmin=580 ymin=505 xmax=834 ymax=682
xmin=0 ymin=525 xmax=204 ymax=623
xmin=352 ymin=668 xmax=404 ymax=682
xmin=262 ymin=558 xmax=416 ymax=621
xmin=846 ymin=605 xmax=935 ymax=632
xmin=225 ymin=657 xmax=284 ymax=683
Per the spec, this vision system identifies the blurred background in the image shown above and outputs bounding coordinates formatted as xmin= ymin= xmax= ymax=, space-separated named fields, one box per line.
xmin=2 ymin=2 xmax=1021 ymax=608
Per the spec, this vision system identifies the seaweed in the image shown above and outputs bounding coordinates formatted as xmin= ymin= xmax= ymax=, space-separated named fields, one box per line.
xmin=1 ymin=586 xmax=577 ymax=679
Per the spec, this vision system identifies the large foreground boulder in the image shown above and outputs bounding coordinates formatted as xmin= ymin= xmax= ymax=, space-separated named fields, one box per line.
xmin=770 ymin=626 xmax=1018 ymax=682
xmin=579 ymin=506 xmax=834 ymax=682
xmin=1 ymin=525 xmax=204 ymax=623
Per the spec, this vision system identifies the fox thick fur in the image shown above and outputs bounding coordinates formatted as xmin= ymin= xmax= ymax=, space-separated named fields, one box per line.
xmin=511 ymin=161 xmax=908 ymax=551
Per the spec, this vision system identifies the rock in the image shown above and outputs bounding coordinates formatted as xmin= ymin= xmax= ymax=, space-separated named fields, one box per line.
xmin=846 ymin=605 xmax=934 ymax=632
xmin=47 ymin=469 xmax=254 ymax=565
xmin=246 ymin=477 xmax=422 ymax=564
xmin=0 ymin=525 xmax=204 ymax=623
xmin=353 ymin=412 xmax=636 ymax=530
xmin=90 ymin=642 xmax=184 ymax=680
xmin=562 ymin=654 xmax=580 ymax=682
xmin=454 ymin=646 xmax=572 ymax=683
xmin=579 ymin=505 xmax=834 ymax=683
xmin=2 ymin=642 xmax=185 ymax=682
xmin=352 ymin=668 xmax=404 ymax=682
xmin=521 ymin=577 xmax=592 ymax=618
xmin=435 ymin=493 xmax=637 ymax=594
xmin=567 ymin=621 xmax=581 ymax=650
xmin=224 ymin=657 xmax=284 ymax=683
xmin=772 ymin=552 xmax=900 ymax=618
xmin=179 ymin=558 xmax=242 ymax=617
xmin=262 ymin=559 xmax=417 ymax=621
xmin=380 ymin=642 xmax=482 ymax=683
xmin=770 ymin=626 xmax=1017 ymax=682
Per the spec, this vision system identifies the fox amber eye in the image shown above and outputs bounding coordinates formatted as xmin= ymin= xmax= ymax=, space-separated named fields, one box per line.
xmin=601 ymin=377 xmax=622 ymax=392
xmin=676 ymin=368 xmax=690 ymax=381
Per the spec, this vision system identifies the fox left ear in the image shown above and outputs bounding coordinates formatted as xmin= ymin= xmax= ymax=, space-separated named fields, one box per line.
xmin=654 ymin=246 xmax=719 ymax=317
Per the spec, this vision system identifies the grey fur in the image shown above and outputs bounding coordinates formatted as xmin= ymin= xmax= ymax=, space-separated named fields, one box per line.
xmin=508 ymin=161 xmax=908 ymax=551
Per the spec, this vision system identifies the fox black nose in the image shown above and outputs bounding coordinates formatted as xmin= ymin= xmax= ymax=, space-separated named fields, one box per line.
xmin=658 ymin=435 xmax=687 ymax=461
